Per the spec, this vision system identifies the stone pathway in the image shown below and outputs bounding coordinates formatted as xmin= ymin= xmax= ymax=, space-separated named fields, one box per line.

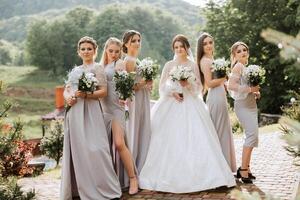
xmin=19 ymin=132 xmax=300 ymax=200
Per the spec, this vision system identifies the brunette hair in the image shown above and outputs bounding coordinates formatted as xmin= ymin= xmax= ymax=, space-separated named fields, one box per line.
xmin=171 ymin=34 xmax=190 ymax=52
xmin=122 ymin=30 xmax=141 ymax=53
xmin=196 ymin=32 xmax=213 ymax=90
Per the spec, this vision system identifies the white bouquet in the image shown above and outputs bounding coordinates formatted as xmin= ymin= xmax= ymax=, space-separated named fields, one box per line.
xmin=65 ymin=66 xmax=98 ymax=93
xmin=137 ymin=57 xmax=159 ymax=81
xmin=211 ymin=58 xmax=230 ymax=78
xmin=243 ymin=64 xmax=266 ymax=86
xmin=169 ymin=65 xmax=196 ymax=97
xmin=169 ymin=65 xmax=196 ymax=83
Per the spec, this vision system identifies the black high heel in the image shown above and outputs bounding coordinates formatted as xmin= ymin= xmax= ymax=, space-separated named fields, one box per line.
xmin=248 ymin=165 xmax=256 ymax=180
xmin=236 ymin=167 xmax=253 ymax=184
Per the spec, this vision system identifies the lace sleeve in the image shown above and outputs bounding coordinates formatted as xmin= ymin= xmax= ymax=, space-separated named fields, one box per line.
xmin=95 ymin=64 xmax=107 ymax=87
xmin=228 ymin=64 xmax=249 ymax=93
xmin=63 ymin=84 xmax=74 ymax=100
xmin=115 ymin=59 xmax=126 ymax=71
xmin=159 ymin=62 xmax=182 ymax=97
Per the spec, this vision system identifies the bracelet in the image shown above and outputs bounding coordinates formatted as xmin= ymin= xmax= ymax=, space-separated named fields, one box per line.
xmin=84 ymin=93 xmax=87 ymax=99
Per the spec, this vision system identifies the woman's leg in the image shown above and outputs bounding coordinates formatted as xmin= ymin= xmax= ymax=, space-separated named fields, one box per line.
xmin=241 ymin=146 xmax=253 ymax=177
xmin=112 ymin=120 xmax=138 ymax=194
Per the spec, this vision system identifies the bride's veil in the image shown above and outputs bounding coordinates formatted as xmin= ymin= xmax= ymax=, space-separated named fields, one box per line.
xmin=173 ymin=48 xmax=195 ymax=62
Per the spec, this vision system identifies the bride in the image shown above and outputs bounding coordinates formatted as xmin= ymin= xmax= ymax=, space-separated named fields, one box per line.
xmin=139 ymin=34 xmax=236 ymax=193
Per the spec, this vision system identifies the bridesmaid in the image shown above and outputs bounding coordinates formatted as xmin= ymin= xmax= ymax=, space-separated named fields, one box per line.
xmin=228 ymin=41 xmax=260 ymax=184
xmin=196 ymin=33 xmax=237 ymax=172
xmin=100 ymin=37 xmax=138 ymax=195
xmin=122 ymin=30 xmax=152 ymax=172
xmin=61 ymin=36 xmax=121 ymax=199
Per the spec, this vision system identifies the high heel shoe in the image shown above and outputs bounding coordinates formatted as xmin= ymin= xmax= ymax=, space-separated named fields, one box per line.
xmin=248 ymin=165 xmax=256 ymax=180
xmin=236 ymin=167 xmax=253 ymax=184
xmin=128 ymin=176 xmax=139 ymax=195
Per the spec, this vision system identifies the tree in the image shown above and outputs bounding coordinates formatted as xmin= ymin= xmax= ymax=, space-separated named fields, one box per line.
xmin=0 ymin=47 xmax=11 ymax=65
xmin=26 ymin=6 xmax=185 ymax=74
xmin=204 ymin=0 xmax=300 ymax=113
xmin=26 ymin=7 xmax=94 ymax=73
xmin=89 ymin=6 xmax=184 ymax=64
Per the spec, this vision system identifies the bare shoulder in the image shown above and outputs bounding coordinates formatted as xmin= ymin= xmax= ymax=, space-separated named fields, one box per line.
xmin=200 ymin=57 xmax=213 ymax=68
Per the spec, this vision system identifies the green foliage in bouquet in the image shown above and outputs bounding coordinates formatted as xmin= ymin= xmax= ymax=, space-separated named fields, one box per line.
xmin=113 ymin=71 xmax=136 ymax=101
xmin=40 ymin=119 xmax=64 ymax=167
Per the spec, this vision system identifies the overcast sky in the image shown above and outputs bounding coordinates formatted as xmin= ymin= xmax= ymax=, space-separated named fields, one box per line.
xmin=182 ymin=0 xmax=208 ymax=7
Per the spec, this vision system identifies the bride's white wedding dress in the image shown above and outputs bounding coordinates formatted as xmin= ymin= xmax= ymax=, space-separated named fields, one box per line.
xmin=139 ymin=59 xmax=236 ymax=193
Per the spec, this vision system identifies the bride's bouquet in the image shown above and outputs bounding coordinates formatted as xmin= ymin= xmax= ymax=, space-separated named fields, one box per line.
xmin=137 ymin=57 xmax=160 ymax=81
xmin=211 ymin=58 xmax=230 ymax=78
xmin=113 ymin=70 xmax=136 ymax=119
xmin=243 ymin=64 xmax=266 ymax=86
xmin=169 ymin=65 xmax=196 ymax=97
xmin=169 ymin=65 xmax=196 ymax=83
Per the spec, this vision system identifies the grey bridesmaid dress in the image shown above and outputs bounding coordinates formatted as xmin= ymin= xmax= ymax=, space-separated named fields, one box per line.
xmin=234 ymin=68 xmax=259 ymax=148
xmin=207 ymin=84 xmax=237 ymax=172
xmin=60 ymin=63 xmax=121 ymax=200
xmin=126 ymin=57 xmax=152 ymax=173
xmin=101 ymin=61 xmax=137 ymax=189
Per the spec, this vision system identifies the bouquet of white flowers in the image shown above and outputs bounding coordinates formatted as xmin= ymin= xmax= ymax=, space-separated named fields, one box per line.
xmin=169 ymin=65 xmax=196 ymax=97
xmin=169 ymin=65 xmax=196 ymax=83
xmin=65 ymin=66 xmax=98 ymax=112
xmin=243 ymin=64 xmax=266 ymax=86
xmin=113 ymin=70 xmax=136 ymax=119
xmin=211 ymin=58 xmax=230 ymax=78
xmin=137 ymin=57 xmax=160 ymax=81
xmin=65 ymin=66 xmax=98 ymax=93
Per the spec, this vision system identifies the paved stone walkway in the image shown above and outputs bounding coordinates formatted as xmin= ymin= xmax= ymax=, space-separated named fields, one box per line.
xmin=19 ymin=132 xmax=300 ymax=200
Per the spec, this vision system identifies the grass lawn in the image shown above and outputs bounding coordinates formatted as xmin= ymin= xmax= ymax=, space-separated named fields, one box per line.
xmin=0 ymin=65 xmax=64 ymax=88
xmin=1 ymin=65 xmax=63 ymax=139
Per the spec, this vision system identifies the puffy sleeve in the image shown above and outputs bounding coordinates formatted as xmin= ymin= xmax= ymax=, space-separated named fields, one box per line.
xmin=228 ymin=63 xmax=249 ymax=93
xmin=115 ymin=59 xmax=126 ymax=72
xmin=159 ymin=61 xmax=181 ymax=97
xmin=95 ymin=64 xmax=107 ymax=87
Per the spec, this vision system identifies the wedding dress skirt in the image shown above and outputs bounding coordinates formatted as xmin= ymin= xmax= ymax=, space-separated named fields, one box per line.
xmin=139 ymin=86 xmax=236 ymax=193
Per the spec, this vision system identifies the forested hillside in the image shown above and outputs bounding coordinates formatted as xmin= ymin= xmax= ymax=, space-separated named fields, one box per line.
xmin=0 ymin=0 xmax=203 ymax=42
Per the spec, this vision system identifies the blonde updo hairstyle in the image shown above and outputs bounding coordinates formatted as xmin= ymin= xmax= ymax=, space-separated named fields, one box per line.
xmin=100 ymin=37 xmax=122 ymax=66
xmin=230 ymin=41 xmax=249 ymax=68
xmin=77 ymin=36 xmax=98 ymax=59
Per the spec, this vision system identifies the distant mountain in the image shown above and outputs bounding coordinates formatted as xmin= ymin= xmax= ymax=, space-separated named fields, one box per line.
xmin=0 ymin=0 xmax=201 ymax=25
xmin=0 ymin=0 xmax=203 ymax=43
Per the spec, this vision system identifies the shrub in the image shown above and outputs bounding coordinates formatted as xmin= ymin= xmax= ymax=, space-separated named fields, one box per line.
xmin=280 ymin=92 xmax=300 ymax=166
xmin=40 ymin=119 xmax=64 ymax=167
xmin=0 ymin=177 xmax=35 ymax=200
xmin=0 ymin=81 xmax=35 ymax=199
